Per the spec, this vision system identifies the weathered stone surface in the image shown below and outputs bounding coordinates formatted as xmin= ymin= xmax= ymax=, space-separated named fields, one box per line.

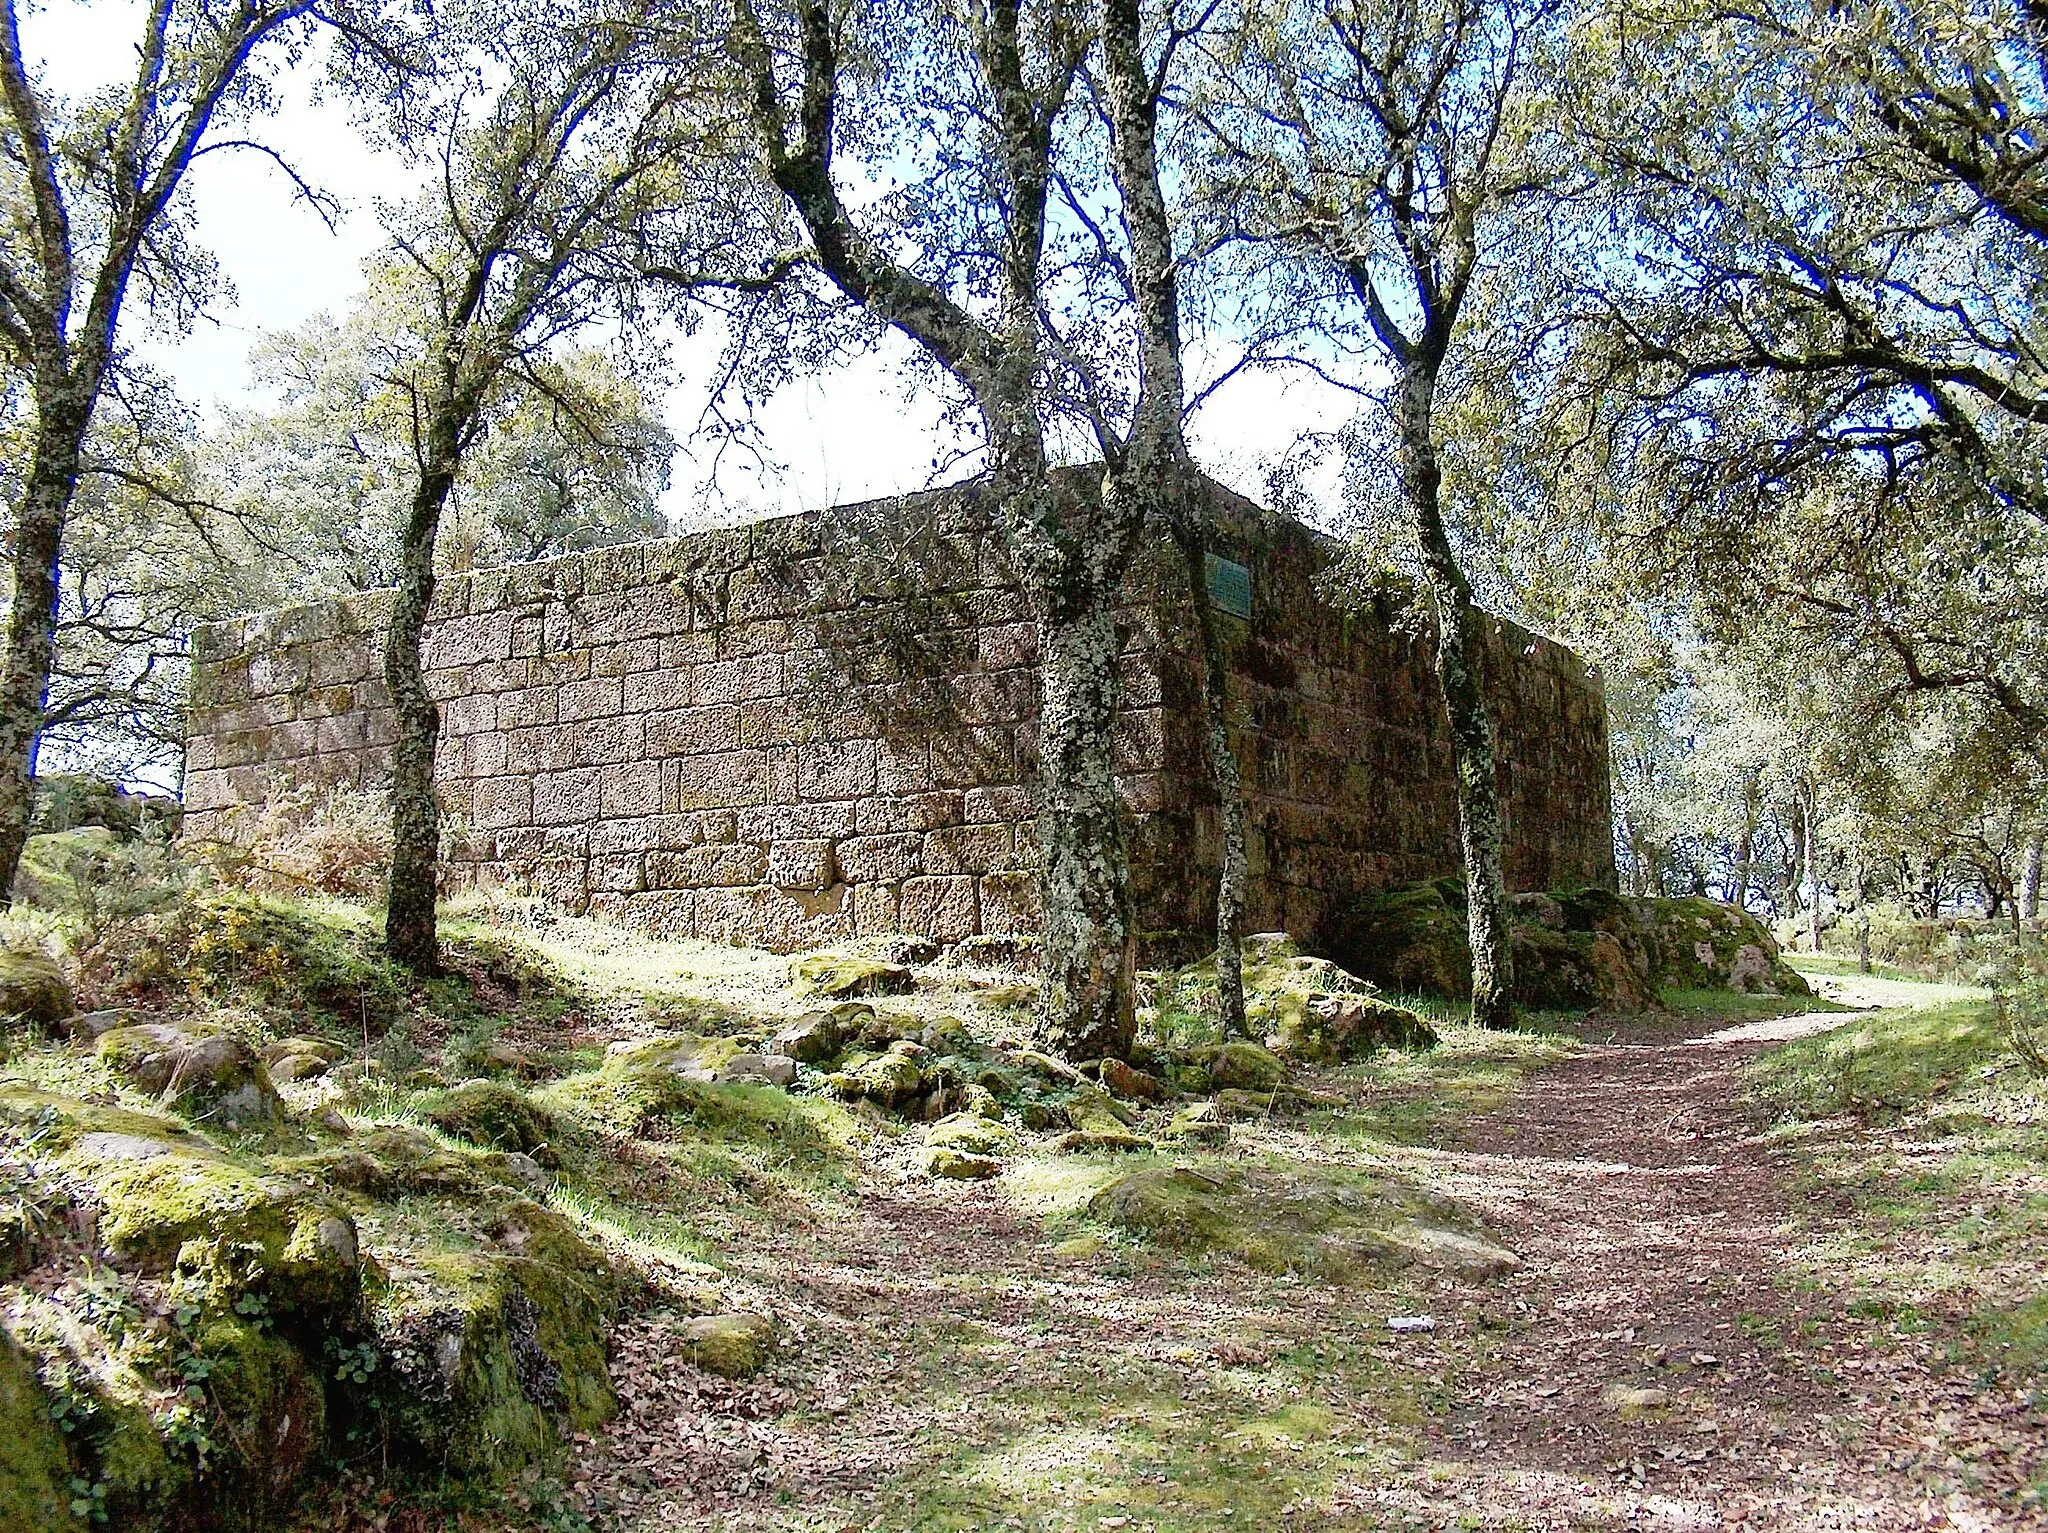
xmin=678 ymin=1312 xmax=777 ymax=1378
xmin=922 ymin=1145 xmax=1003 ymax=1179
xmin=790 ymin=951 xmax=915 ymax=998
xmin=96 ymin=1022 xmax=283 ymax=1127
xmin=0 ymin=951 xmax=70 ymax=1031
xmin=184 ymin=480 xmax=1616 ymax=957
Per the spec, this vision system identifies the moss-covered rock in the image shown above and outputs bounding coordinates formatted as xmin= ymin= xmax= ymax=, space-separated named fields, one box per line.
xmin=369 ymin=1199 xmax=620 ymax=1475
xmin=1327 ymin=882 xmax=1810 ymax=1011
xmin=1098 ymin=1057 xmax=1166 ymax=1101
xmin=0 ymin=949 xmax=71 ymax=1033
xmin=825 ymin=1041 xmax=929 ymax=1108
xmin=1633 ymin=897 xmax=1811 ymax=996
xmin=790 ymin=951 xmax=914 ymax=998
xmin=1196 ymin=1041 xmax=1287 ymax=1093
xmin=189 ymin=1316 xmax=327 ymax=1519
xmin=676 ymin=1312 xmax=776 ymax=1379
xmin=925 ymin=1112 xmax=1015 ymax=1157
xmin=96 ymin=1021 xmax=283 ymax=1128
xmin=276 ymin=1123 xmax=539 ymax=1199
xmin=261 ymin=1035 xmax=344 ymax=1083
xmin=1324 ymin=881 xmax=1472 ymax=998
xmin=1161 ymin=1101 xmax=1230 ymax=1147
xmin=58 ymin=1130 xmax=360 ymax=1315
xmin=1088 ymin=1164 xmax=1518 ymax=1282
xmin=1266 ymin=989 xmax=1437 ymax=1064
xmin=921 ymin=1145 xmax=1003 ymax=1179
xmin=771 ymin=1008 xmax=845 ymax=1063
xmin=421 ymin=1079 xmax=558 ymax=1158
xmin=603 ymin=1033 xmax=796 ymax=1088
xmin=1050 ymin=1128 xmax=1153 ymax=1154
xmin=0 ymin=1326 xmax=74 ymax=1532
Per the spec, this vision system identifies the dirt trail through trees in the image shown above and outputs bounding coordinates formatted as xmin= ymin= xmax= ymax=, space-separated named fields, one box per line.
xmin=577 ymin=1007 xmax=2043 ymax=1532
xmin=1409 ymin=1010 xmax=2044 ymax=1532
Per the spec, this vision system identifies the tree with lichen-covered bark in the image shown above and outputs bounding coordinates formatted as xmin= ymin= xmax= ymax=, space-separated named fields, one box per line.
xmin=720 ymin=0 xmax=1151 ymax=1059
xmin=340 ymin=0 xmax=746 ymax=969
xmin=1198 ymin=0 xmax=1561 ymax=1029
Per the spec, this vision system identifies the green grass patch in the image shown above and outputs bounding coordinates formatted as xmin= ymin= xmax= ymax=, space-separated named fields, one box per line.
xmin=1749 ymin=1001 xmax=2005 ymax=1122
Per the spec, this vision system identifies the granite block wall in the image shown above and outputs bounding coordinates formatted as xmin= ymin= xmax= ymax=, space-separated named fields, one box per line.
xmin=183 ymin=478 xmax=1616 ymax=953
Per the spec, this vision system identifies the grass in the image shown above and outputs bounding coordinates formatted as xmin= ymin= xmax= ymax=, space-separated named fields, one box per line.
xmin=1746 ymin=983 xmax=2048 ymax=1383
xmin=1750 ymin=1000 xmax=2009 ymax=1122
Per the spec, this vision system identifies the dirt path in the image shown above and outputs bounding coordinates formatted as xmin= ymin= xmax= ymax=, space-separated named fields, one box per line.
xmin=571 ymin=1007 xmax=2046 ymax=1533
xmin=1406 ymin=1009 xmax=2046 ymax=1532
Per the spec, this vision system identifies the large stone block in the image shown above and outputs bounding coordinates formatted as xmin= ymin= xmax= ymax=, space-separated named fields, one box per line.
xmin=799 ymin=739 xmax=877 ymax=801
xmin=533 ymin=767 xmax=602 ymax=825
xmin=900 ymin=875 xmax=979 ymax=942
xmin=766 ymin=838 xmax=836 ymax=890
xmin=599 ymin=761 xmax=664 ymax=818
xmin=646 ymin=705 xmax=742 ymax=758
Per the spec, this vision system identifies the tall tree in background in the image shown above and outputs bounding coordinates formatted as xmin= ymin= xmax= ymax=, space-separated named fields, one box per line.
xmin=1204 ymin=0 xmax=1556 ymax=1028
xmin=1553 ymin=0 xmax=2048 ymax=763
xmin=1094 ymin=0 xmax=1251 ymax=1035
xmin=349 ymin=0 xmax=730 ymax=969
xmin=0 ymin=0 xmax=329 ymax=894
xmin=725 ymin=0 xmax=1155 ymax=1060
xmin=202 ymin=305 xmax=674 ymax=595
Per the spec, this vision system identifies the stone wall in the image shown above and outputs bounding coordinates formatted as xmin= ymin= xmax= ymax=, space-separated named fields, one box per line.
xmin=183 ymin=478 xmax=1615 ymax=953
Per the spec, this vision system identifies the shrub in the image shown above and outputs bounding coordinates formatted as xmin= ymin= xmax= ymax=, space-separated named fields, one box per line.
xmin=195 ymin=782 xmax=391 ymax=901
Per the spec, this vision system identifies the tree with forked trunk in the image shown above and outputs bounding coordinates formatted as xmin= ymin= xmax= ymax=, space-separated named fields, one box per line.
xmin=722 ymin=0 xmax=1152 ymax=1059
xmin=348 ymin=0 xmax=746 ymax=969
xmin=0 ymin=0 xmax=341 ymax=898
xmin=1200 ymin=0 xmax=1560 ymax=1029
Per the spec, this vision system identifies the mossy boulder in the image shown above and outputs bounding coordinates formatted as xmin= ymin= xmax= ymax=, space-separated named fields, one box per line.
xmin=1063 ymin=1083 xmax=1136 ymax=1134
xmin=1195 ymin=1041 xmax=1287 ymax=1093
xmin=370 ymin=1199 xmax=620 ymax=1475
xmin=1328 ymin=881 xmax=1810 ymax=1012
xmin=1633 ymin=896 xmax=1810 ymax=996
xmin=277 ymin=1123 xmax=541 ymax=1199
xmin=926 ymin=1112 xmax=1015 ymax=1157
xmin=676 ymin=1311 xmax=776 ymax=1379
xmin=1088 ymin=1164 xmax=1519 ymax=1283
xmin=58 ymin=1128 xmax=360 ymax=1313
xmin=188 ymin=1316 xmax=328 ymax=1519
xmin=771 ymin=1009 xmax=845 ymax=1063
xmin=421 ymin=1079 xmax=558 ymax=1158
xmin=826 ymin=1041 xmax=929 ymax=1108
xmin=790 ymin=951 xmax=915 ymax=998
xmin=262 ymin=1035 xmax=344 ymax=1083
xmin=1265 ymin=989 xmax=1437 ymax=1064
xmin=922 ymin=1145 xmax=1003 ymax=1179
xmin=1051 ymin=1128 xmax=1153 ymax=1154
xmin=1324 ymin=881 xmax=1472 ymax=998
xmin=96 ymin=1020 xmax=283 ymax=1128
xmin=1161 ymin=1101 xmax=1230 ymax=1147
xmin=1098 ymin=1057 xmax=1166 ymax=1101
xmin=0 ymin=1326 xmax=73 ymax=1532
xmin=603 ymin=1033 xmax=796 ymax=1088
xmin=0 ymin=949 xmax=71 ymax=1033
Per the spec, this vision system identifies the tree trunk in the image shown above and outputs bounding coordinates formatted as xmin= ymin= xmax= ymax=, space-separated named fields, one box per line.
xmin=2023 ymin=835 xmax=2043 ymax=921
xmin=1396 ymin=365 xmax=1514 ymax=1029
xmin=1853 ymin=843 xmax=1871 ymax=974
xmin=383 ymin=411 xmax=461 ymax=972
xmin=1172 ymin=524 xmax=1248 ymax=1037
xmin=1033 ymin=587 xmax=1138 ymax=1061
xmin=0 ymin=410 xmax=87 ymax=896
xmin=1732 ymin=774 xmax=1758 ymax=911
xmin=1802 ymin=782 xmax=1822 ymax=953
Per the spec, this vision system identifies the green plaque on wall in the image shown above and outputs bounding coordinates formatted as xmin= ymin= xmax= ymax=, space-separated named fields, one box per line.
xmin=1203 ymin=552 xmax=1253 ymax=619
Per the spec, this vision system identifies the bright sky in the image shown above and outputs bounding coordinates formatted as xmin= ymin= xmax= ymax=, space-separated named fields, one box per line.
xmin=34 ymin=2 xmax=1360 ymax=529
